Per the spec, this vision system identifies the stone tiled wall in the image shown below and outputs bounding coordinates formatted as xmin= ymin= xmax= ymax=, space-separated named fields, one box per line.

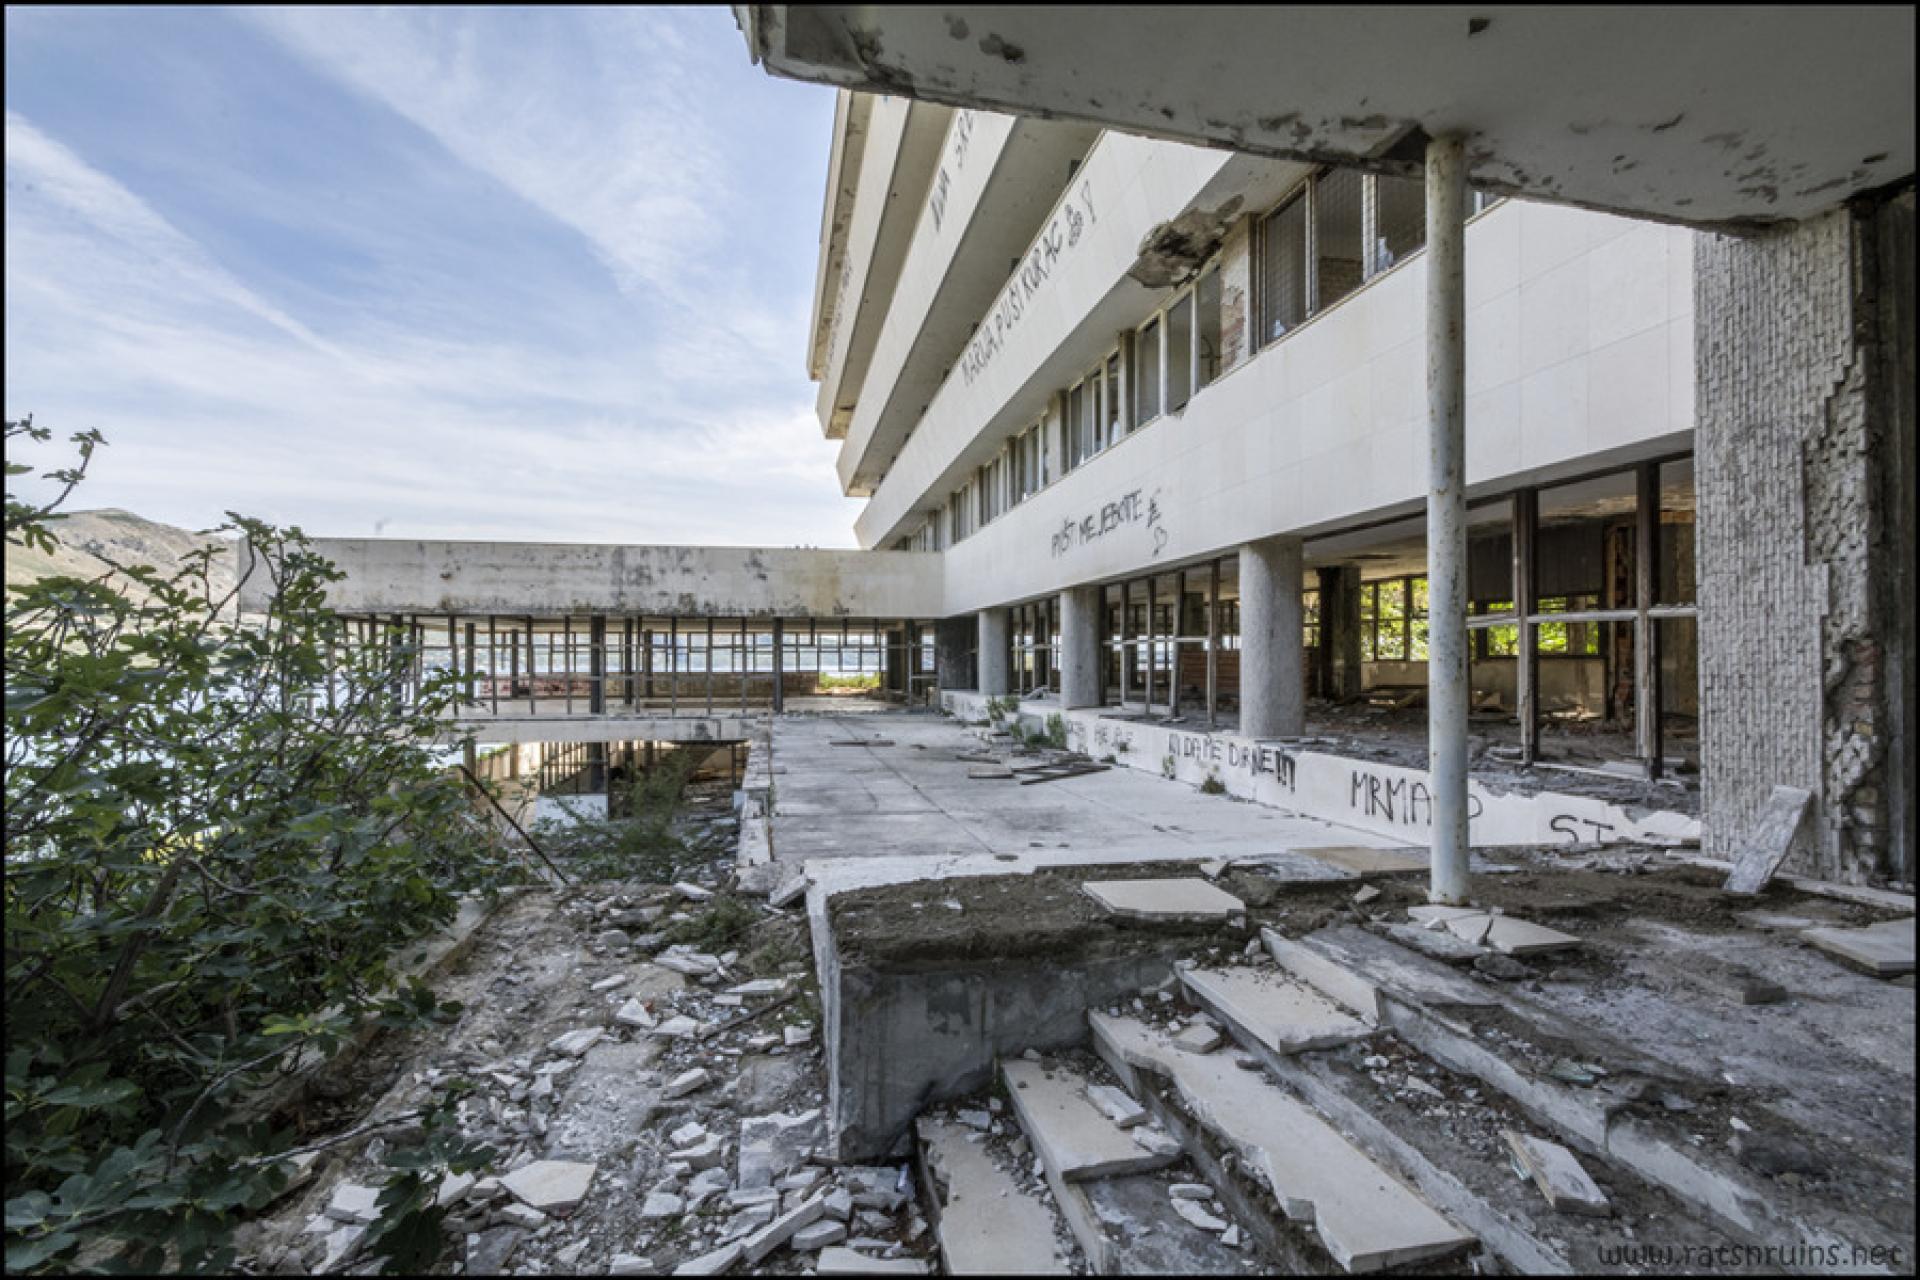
xmin=1695 ymin=194 xmax=1913 ymax=885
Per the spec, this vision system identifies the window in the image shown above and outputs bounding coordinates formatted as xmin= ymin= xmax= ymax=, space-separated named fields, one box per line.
xmin=1359 ymin=575 xmax=1429 ymax=663
xmin=1314 ymin=168 xmax=1365 ymax=311
xmin=1104 ymin=355 xmax=1122 ymax=442
xmin=1195 ymin=269 xmax=1222 ymax=390
xmin=1258 ymin=192 xmax=1308 ymax=344
xmin=1068 ymin=382 xmax=1089 ymax=467
xmin=1134 ymin=318 xmax=1162 ymax=428
xmin=1303 ymin=588 xmax=1320 ymax=651
xmin=1165 ymin=294 xmax=1193 ymax=412
xmin=1373 ymin=174 xmax=1424 ymax=274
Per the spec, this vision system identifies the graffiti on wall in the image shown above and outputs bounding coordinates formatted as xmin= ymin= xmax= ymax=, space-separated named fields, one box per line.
xmin=1049 ymin=488 xmax=1168 ymax=559
xmin=959 ymin=180 xmax=1098 ymax=388
xmin=1164 ymin=729 xmax=1298 ymax=789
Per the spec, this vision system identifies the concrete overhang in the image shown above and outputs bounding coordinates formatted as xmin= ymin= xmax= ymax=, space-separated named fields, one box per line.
xmin=244 ymin=539 xmax=945 ymax=620
xmin=808 ymin=89 xmax=872 ymax=383
xmin=738 ymin=5 xmax=1915 ymax=230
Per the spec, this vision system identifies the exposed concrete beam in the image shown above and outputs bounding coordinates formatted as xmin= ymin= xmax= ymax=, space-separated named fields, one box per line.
xmin=250 ymin=539 xmax=944 ymax=620
xmin=738 ymin=5 xmax=1914 ymax=229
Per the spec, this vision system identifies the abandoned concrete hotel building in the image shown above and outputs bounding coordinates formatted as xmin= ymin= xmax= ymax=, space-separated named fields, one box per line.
xmin=278 ymin=9 xmax=1916 ymax=895
xmin=226 ymin=9 xmax=1920 ymax=1274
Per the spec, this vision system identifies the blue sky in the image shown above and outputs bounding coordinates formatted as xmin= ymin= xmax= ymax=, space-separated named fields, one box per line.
xmin=4 ymin=6 xmax=865 ymax=546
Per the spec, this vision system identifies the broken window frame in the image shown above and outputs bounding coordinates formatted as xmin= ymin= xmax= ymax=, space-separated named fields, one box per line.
xmin=1459 ymin=453 xmax=1699 ymax=776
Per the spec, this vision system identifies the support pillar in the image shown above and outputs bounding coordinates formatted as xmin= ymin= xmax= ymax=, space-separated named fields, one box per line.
xmin=1317 ymin=566 xmax=1364 ymax=702
xmin=1059 ymin=586 xmax=1103 ymax=709
xmin=772 ymin=618 xmax=786 ymax=714
xmin=977 ymin=608 xmax=1012 ymax=696
xmin=1239 ymin=536 xmax=1305 ymax=739
xmin=1425 ymin=133 xmax=1471 ymax=905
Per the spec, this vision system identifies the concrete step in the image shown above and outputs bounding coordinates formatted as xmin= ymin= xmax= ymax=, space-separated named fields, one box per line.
xmin=1178 ymin=963 xmax=1374 ymax=1055
xmin=915 ymin=1115 xmax=1072 ymax=1275
xmin=1268 ymin=923 xmax=1908 ymax=1274
xmin=1001 ymin=1058 xmax=1181 ymax=1181
xmin=997 ymin=1057 xmax=1248 ymax=1275
xmin=1092 ymin=1010 xmax=1475 ymax=1274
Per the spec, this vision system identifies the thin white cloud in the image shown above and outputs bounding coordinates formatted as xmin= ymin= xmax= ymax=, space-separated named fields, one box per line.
xmin=5 ymin=103 xmax=859 ymax=547
xmin=243 ymin=6 xmax=728 ymax=303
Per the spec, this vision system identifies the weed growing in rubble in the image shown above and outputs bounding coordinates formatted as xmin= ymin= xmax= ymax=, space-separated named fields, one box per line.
xmin=1200 ymin=773 xmax=1227 ymax=795
xmin=534 ymin=749 xmax=703 ymax=881
xmin=1044 ymin=713 xmax=1068 ymax=749
xmin=4 ymin=420 xmax=518 ymax=1274
xmin=662 ymin=892 xmax=760 ymax=949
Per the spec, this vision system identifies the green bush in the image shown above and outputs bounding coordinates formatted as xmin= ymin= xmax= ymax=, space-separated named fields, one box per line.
xmin=4 ymin=419 xmax=517 ymax=1273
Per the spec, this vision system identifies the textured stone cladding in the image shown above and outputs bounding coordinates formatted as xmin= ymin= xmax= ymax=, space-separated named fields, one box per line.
xmin=1694 ymin=198 xmax=1910 ymax=884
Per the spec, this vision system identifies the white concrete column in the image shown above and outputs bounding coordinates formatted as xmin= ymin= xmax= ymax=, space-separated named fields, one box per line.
xmin=1425 ymin=134 xmax=1471 ymax=906
xmin=977 ymin=607 xmax=1012 ymax=696
xmin=1059 ymin=586 xmax=1103 ymax=709
xmin=1238 ymin=536 xmax=1305 ymax=739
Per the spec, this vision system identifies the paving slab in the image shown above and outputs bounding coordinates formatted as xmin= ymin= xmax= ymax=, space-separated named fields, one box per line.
xmin=1503 ymin=1132 xmax=1611 ymax=1217
xmin=1082 ymin=878 xmax=1245 ymax=923
xmin=1723 ymin=785 xmax=1813 ymax=895
xmin=1092 ymin=1011 xmax=1474 ymax=1273
xmin=1802 ymin=917 xmax=1916 ymax=976
xmin=1181 ymin=965 xmax=1373 ymax=1055
xmin=1482 ymin=916 xmax=1581 ymax=957
xmin=1001 ymin=1058 xmax=1179 ymax=1181
xmin=918 ymin=1117 xmax=1072 ymax=1274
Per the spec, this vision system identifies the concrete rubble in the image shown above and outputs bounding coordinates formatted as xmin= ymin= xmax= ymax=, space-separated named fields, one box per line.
xmin=232 ymin=711 xmax=1915 ymax=1278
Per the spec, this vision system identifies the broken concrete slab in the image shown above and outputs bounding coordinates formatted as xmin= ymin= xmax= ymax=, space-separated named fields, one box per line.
xmin=1802 ymin=917 xmax=1916 ymax=977
xmin=1723 ymin=785 xmax=1813 ymax=895
xmin=325 ymin=1183 xmax=381 ymax=1225
xmin=547 ymin=1027 xmax=605 ymax=1057
xmin=1001 ymin=1058 xmax=1179 ymax=1181
xmin=737 ymin=1109 xmax=824 ymax=1188
xmin=1482 ymin=916 xmax=1582 ymax=957
xmin=671 ymin=1240 xmax=742 ymax=1276
xmin=918 ymin=1116 xmax=1072 ymax=1274
xmin=814 ymin=1248 xmax=930 ymax=1275
xmin=1093 ymin=1011 xmax=1474 ymax=1272
xmin=1181 ymin=965 xmax=1373 ymax=1055
xmin=740 ymin=1190 xmax=829 ymax=1264
xmin=1296 ymin=845 xmax=1427 ymax=875
xmin=499 ymin=1159 xmax=596 ymax=1218
xmin=792 ymin=1220 xmax=847 ymax=1251
xmin=1084 ymin=1082 xmax=1147 ymax=1128
xmin=664 ymin=1068 xmax=712 ymax=1099
xmin=1172 ymin=1021 xmax=1225 ymax=1054
xmin=965 ymin=764 xmax=1014 ymax=779
xmin=1503 ymin=1132 xmax=1611 ymax=1217
xmin=615 ymin=997 xmax=658 ymax=1029
xmin=1081 ymin=878 xmax=1245 ymax=923
xmin=1379 ymin=923 xmax=1484 ymax=965
xmin=1170 ymin=1197 xmax=1230 ymax=1233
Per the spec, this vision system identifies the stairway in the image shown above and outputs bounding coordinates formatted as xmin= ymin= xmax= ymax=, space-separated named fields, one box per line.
xmin=917 ymin=909 xmax=1892 ymax=1274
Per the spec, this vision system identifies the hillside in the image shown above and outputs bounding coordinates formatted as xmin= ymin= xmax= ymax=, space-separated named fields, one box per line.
xmin=6 ymin=508 xmax=238 ymax=603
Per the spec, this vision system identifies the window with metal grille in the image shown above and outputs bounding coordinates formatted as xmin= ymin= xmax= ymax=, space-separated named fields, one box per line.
xmin=1258 ymin=193 xmax=1307 ymax=345
xmin=1373 ymin=174 xmax=1425 ymax=274
xmin=1314 ymin=168 xmax=1365 ymax=311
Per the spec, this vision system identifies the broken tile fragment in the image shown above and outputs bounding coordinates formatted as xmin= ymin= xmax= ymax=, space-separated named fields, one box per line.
xmin=1504 ymin=1131 xmax=1611 ymax=1216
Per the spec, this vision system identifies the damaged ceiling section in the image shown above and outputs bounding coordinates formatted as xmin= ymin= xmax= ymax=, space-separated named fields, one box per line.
xmin=740 ymin=4 xmax=1915 ymax=229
